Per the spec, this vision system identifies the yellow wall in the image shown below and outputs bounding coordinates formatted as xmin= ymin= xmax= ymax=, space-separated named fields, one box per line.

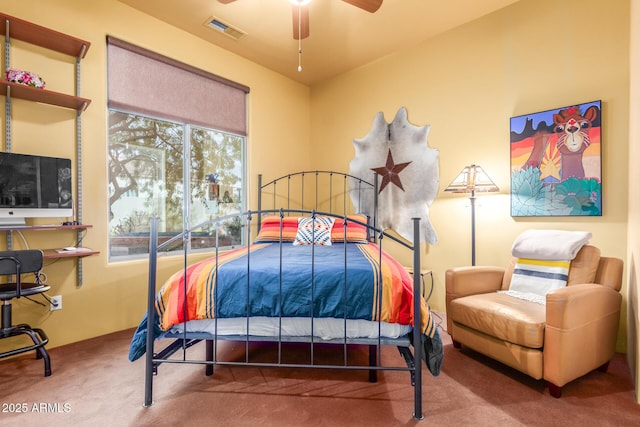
xmin=0 ymin=0 xmax=311 ymax=348
xmin=0 ymin=0 xmax=635 ymax=381
xmin=628 ymin=0 xmax=639 ymax=404
xmin=310 ymin=0 xmax=630 ymax=351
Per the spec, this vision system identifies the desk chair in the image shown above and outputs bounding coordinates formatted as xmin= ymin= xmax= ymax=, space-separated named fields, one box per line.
xmin=0 ymin=250 xmax=51 ymax=376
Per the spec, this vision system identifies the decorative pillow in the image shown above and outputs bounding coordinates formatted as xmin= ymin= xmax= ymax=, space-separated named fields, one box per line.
xmin=500 ymin=258 xmax=570 ymax=304
xmin=293 ymin=216 xmax=335 ymax=246
xmin=254 ymin=216 xmax=299 ymax=242
xmin=330 ymin=214 xmax=369 ymax=243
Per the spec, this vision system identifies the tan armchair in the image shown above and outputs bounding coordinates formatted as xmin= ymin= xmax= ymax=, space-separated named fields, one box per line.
xmin=445 ymin=245 xmax=623 ymax=397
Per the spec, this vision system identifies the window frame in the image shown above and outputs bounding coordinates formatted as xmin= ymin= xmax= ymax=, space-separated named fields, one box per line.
xmin=106 ymin=37 xmax=249 ymax=262
xmin=107 ymin=110 xmax=247 ymax=262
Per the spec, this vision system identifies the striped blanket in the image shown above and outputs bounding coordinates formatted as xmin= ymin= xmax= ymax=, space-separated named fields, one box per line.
xmin=500 ymin=258 xmax=570 ymax=304
xmin=129 ymin=242 xmax=441 ymax=374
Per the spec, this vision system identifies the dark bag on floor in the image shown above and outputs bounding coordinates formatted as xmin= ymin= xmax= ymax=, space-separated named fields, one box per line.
xmin=414 ymin=327 xmax=443 ymax=376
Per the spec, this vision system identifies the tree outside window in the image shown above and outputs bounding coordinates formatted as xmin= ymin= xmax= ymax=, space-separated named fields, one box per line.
xmin=108 ymin=110 xmax=245 ymax=259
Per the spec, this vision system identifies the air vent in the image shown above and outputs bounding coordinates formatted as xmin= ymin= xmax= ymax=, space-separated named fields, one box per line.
xmin=205 ymin=17 xmax=247 ymax=40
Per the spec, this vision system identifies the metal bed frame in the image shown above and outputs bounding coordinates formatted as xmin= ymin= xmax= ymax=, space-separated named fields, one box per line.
xmin=142 ymin=171 xmax=428 ymax=420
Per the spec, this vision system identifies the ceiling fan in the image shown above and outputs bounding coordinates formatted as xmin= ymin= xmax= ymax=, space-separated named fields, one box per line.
xmin=217 ymin=0 xmax=383 ymax=40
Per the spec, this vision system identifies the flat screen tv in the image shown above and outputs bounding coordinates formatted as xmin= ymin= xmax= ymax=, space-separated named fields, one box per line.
xmin=0 ymin=151 xmax=73 ymax=226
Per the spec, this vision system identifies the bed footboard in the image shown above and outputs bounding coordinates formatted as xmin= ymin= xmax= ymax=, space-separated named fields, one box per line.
xmin=143 ymin=217 xmax=432 ymax=420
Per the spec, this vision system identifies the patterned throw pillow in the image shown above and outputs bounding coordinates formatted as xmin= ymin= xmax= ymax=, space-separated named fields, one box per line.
xmin=293 ymin=216 xmax=335 ymax=246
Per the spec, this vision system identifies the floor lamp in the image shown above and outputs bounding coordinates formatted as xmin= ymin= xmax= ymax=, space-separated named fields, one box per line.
xmin=444 ymin=164 xmax=499 ymax=266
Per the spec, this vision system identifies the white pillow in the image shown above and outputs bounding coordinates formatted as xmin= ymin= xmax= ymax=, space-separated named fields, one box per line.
xmin=292 ymin=216 xmax=334 ymax=246
xmin=500 ymin=258 xmax=570 ymax=304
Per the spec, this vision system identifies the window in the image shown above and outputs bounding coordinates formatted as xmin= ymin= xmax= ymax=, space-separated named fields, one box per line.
xmin=107 ymin=38 xmax=249 ymax=260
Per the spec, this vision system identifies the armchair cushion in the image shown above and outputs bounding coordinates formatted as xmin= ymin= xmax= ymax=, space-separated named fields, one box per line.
xmin=565 ymin=245 xmax=601 ymax=285
xmin=449 ymin=292 xmax=545 ymax=348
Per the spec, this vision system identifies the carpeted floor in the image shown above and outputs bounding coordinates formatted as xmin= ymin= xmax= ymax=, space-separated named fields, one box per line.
xmin=1 ymin=316 xmax=639 ymax=427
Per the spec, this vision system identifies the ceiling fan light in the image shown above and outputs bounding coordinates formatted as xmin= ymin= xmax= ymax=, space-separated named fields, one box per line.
xmin=289 ymin=0 xmax=312 ymax=6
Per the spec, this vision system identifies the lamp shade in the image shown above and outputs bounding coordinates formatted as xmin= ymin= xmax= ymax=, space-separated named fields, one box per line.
xmin=444 ymin=164 xmax=499 ymax=194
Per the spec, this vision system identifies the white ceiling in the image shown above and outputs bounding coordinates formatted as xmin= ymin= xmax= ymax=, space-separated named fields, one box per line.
xmin=117 ymin=0 xmax=520 ymax=86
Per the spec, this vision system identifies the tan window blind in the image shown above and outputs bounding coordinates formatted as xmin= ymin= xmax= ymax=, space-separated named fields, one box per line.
xmin=107 ymin=36 xmax=249 ymax=136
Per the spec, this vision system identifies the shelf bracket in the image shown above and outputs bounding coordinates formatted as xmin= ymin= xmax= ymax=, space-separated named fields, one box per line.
xmin=75 ymin=56 xmax=84 ymax=287
xmin=4 ymin=18 xmax=12 ymax=251
xmin=4 ymin=17 xmax=11 ymax=153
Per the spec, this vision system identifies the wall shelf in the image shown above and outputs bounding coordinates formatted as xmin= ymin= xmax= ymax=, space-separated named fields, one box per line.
xmin=0 ymin=224 xmax=92 ymax=231
xmin=0 ymin=79 xmax=91 ymax=111
xmin=1 ymin=12 xmax=92 ymax=285
xmin=0 ymin=12 xmax=91 ymax=113
xmin=0 ymin=12 xmax=90 ymax=58
xmin=43 ymin=249 xmax=99 ymax=260
xmin=0 ymin=224 xmax=99 ymax=259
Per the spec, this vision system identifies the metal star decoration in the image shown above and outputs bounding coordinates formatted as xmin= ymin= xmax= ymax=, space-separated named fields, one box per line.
xmin=371 ymin=149 xmax=412 ymax=193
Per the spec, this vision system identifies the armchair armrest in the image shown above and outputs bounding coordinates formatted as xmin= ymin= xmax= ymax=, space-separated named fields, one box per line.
xmin=445 ymin=266 xmax=505 ymax=335
xmin=445 ymin=266 xmax=505 ymax=298
xmin=546 ymin=283 xmax=621 ymax=328
xmin=544 ymin=283 xmax=622 ymax=387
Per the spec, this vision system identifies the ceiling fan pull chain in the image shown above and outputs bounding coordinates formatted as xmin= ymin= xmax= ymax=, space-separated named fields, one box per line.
xmin=297 ymin=4 xmax=303 ymax=72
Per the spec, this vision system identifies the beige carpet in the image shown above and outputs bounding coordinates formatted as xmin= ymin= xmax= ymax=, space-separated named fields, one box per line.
xmin=1 ymin=316 xmax=639 ymax=427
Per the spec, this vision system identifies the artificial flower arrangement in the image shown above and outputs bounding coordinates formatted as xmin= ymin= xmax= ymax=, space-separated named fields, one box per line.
xmin=5 ymin=68 xmax=46 ymax=89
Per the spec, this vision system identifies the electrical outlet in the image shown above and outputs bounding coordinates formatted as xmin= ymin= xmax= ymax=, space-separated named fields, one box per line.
xmin=50 ymin=295 xmax=62 ymax=311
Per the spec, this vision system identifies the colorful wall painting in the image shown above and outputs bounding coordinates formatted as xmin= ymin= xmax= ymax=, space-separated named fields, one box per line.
xmin=510 ymin=100 xmax=602 ymax=217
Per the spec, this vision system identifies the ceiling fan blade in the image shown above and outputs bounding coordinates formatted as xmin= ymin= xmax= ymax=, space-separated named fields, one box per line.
xmin=292 ymin=5 xmax=310 ymax=40
xmin=217 ymin=0 xmax=237 ymax=4
xmin=341 ymin=0 xmax=383 ymax=13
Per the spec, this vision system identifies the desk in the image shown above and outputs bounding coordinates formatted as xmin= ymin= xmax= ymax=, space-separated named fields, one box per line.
xmin=43 ymin=248 xmax=99 ymax=259
xmin=404 ymin=267 xmax=433 ymax=300
xmin=1 ymin=224 xmax=97 ymax=285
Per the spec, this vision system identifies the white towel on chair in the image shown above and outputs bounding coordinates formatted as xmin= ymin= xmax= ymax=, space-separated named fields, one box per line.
xmin=511 ymin=229 xmax=591 ymax=261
